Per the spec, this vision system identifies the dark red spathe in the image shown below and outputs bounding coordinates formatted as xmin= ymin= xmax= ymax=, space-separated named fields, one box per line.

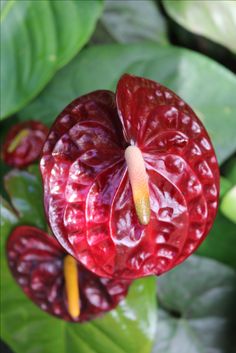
xmin=7 ymin=226 xmax=130 ymax=322
xmin=40 ymin=74 xmax=220 ymax=279
xmin=3 ymin=121 xmax=49 ymax=168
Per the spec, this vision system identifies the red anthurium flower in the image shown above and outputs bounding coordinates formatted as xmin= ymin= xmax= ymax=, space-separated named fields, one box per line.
xmin=3 ymin=121 xmax=49 ymax=168
xmin=40 ymin=74 xmax=219 ymax=279
xmin=7 ymin=226 xmax=131 ymax=322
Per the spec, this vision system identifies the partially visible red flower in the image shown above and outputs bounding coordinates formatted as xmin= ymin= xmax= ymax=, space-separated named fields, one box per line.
xmin=3 ymin=121 xmax=49 ymax=168
xmin=7 ymin=226 xmax=131 ymax=322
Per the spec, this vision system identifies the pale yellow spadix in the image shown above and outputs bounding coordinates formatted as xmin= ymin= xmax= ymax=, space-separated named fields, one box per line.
xmin=125 ymin=145 xmax=150 ymax=225
xmin=7 ymin=129 xmax=30 ymax=153
xmin=63 ymin=255 xmax=80 ymax=319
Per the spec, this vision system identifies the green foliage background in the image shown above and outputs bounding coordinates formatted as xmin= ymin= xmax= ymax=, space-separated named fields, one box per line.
xmin=1 ymin=1 xmax=236 ymax=353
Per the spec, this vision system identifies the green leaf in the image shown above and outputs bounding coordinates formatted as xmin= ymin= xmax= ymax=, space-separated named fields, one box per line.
xmin=223 ymin=157 xmax=236 ymax=185
xmin=196 ymin=211 xmax=236 ymax=269
xmin=198 ymin=175 xmax=236 ymax=264
xmin=153 ymin=255 xmax=236 ymax=353
xmin=92 ymin=0 xmax=167 ymax=44
xmin=221 ymin=186 xmax=236 ymax=224
xmin=0 ymin=0 xmax=103 ymax=119
xmin=220 ymin=176 xmax=233 ymax=198
xmin=0 ymin=196 xmax=157 ymax=353
xmin=19 ymin=43 xmax=236 ymax=165
xmin=163 ymin=0 xmax=236 ymax=53
xmin=0 ymin=196 xmax=18 ymax=237
xmin=4 ymin=167 xmax=46 ymax=229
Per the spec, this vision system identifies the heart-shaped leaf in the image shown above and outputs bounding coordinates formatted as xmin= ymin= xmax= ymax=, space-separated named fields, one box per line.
xmin=92 ymin=0 xmax=167 ymax=44
xmin=163 ymin=0 xmax=236 ymax=53
xmin=1 ymin=172 xmax=157 ymax=353
xmin=153 ymin=255 xmax=236 ymax=353
xmin=0 ymin=0 xmax=103 ymax=119
xmin=18 ymin=43 xmax=236 ymax=165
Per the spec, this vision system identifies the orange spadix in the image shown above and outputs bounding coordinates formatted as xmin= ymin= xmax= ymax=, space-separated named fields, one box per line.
xmin=7 ymin=129 xmax=30 ymax=153
xmin=63 ymin=255 xmax=80 ymax=319
xmin=125 ymin=145 xmax=150 ymax=225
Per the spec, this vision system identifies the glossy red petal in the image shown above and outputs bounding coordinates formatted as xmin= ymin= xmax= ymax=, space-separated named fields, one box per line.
xmin=3 ymin=121 xmax=49 ymax=168
xmin=40 ymin=74 xmax=219 ymax=279
xmin=7 ymin=226 xmax=131 ymax=322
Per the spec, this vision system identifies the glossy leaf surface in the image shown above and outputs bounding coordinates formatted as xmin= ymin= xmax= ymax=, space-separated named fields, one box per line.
xmin=4 ymin=167 xmax=45 ymax=229
xmin=0 ymin=0 xmax=103 ymax=119
xmin=19 ymin=43 xmax=236 ymax=165
xmin=40 ymin=74 xmax=219 ymax=279
xmin=163 ymin=0 xmax=236 ymax=53
xmin=153 ymin=255 xmax=236 ymax=353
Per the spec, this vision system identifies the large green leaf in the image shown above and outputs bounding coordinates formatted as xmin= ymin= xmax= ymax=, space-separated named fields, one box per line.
xmin=163 ymin=0 xmax=236 ymax=53
xmin=153 ymin=255 xmax=236 ymax=353
xmin=19 ymin=43 xmax=236 ymax=165
xmin=0 ymin=0 xmax=103 ymax=119
xmin=92 ymin=0 xmax=167 ymax=44
xmin=1 ymin=186 xmax=157 ymax=353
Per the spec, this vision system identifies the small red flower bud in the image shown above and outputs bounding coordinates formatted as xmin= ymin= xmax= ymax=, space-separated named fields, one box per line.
xmin=3 ymin=121 xmax=49 ymax=168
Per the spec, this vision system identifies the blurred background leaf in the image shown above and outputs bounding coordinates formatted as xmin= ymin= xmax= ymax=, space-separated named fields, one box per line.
xmin=0 ymin=171 xmax=157 ymax=353
xmin=91 ymin=0 xmax=167 ymax=44
xmin=153 ymin=255 xmax=236 ymax=353
xmin=196 ymin=176 xmax=236 ymax=269
xmin=220 ymin=176 xmax=233 ymax=199
xmin=0 ymin=0 xmax=103 ymax=119
xmin=163 ymin=0 xmax=236 ymax=53
xmin=222 ymin=157 xmax=236 ymax=185
xmin=18 ymin=43 xmax=236 ymax=165
xmin=220 ymin=157 xmax=236 ymax=224
xmin=196 ymin=211 xmax=236 ymax=269
xmin=220 ymin=186 xmax=236 ymax=224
